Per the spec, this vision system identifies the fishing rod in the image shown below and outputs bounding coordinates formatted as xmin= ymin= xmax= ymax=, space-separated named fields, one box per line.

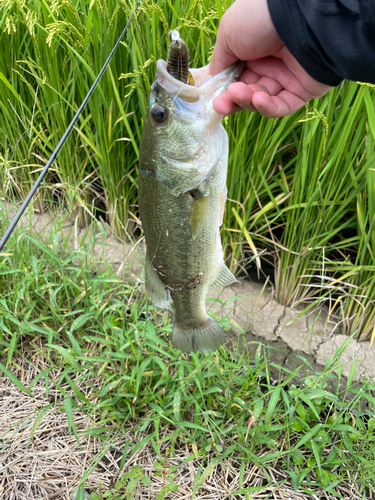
xmin=0 ymin=0 xmax=141 ymax=252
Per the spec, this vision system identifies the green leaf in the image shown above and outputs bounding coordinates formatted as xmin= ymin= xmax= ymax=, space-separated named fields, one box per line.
xmin=74 ymin=485 xmax=88 ymax=500
xmin=311 ymin=440 xmax=322 ymax=477
xmin=65 ymin=374 xmax=90 ymax=403
xmin=74 ymin=127 xmax=103 ymax=159
xmin=69 ymin=313 xmax=93 ymax=335
xmin=197 ymin=460 xmax=218 ymax=486
xmin=364 ymin=88 xmax=375 ymax=140
xmin=332 ymin=424 xmax=360 ymax=433
xmin=29 ymin=404 xmax=53 ymax=442
xmin=297 ymin=392 xmax=320 ymax=419
xmin=290 ymin=450 xmax=305 ymax=466
xmin=0 ymin=363 xmax=33 ymax=397
xmin=126 ymin=478 xmax=138 ymax=493
xmin=346 ymin=358 xmax=358 ymax=390
xmin=179 ymin=421 xmax=207 ymax=432
xmin=64 ymin=397 xmax=76 ymax=437
xmin=265 ymin=386 xmax=281 ymax=424
xmin=108 ymin=66 xmax=138 ymax=157
xmin=169 ymin=482 xmax=178 ymax=492
xmin=0 ymin=71 xmax=20 ymax=98
xmin=286 ymin=470 xmax=301 ymax=491
xmin=231 ymin=207 xmax=261 ymax=269
xmin=49 ymin=345 xmax=82 ymax=372
xmin=141 ymin=476 xmax=151 ymax=487
xmin=295 ymin=424 xmax=326 ymax=449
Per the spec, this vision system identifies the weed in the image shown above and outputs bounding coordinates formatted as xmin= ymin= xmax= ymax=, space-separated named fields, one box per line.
xmin=0 ymin=215 xmax=374 ymax=498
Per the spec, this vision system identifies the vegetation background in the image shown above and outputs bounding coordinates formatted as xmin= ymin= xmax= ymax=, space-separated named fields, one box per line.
xmin=1 ymin=0 xmax=375 ymax=498
xmin=1 ymin=0 xmax=375 ymax=340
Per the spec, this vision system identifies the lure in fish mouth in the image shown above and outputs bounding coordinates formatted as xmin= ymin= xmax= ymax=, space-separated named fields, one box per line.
xmin=166 ymin=30 xmax=190 ymax=83
xmin=138 ymin=32 xmax=243 ymax=353
xmin=166 ymin=30 xmax=196 ymax=86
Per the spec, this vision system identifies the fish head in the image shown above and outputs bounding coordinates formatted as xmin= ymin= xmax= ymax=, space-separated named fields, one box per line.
xmin=140 ymin=60 xmax=243 ymax=195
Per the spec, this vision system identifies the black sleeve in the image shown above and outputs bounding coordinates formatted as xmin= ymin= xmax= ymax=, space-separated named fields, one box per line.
xmin=267 ymin=0 xmax=375 ymax=86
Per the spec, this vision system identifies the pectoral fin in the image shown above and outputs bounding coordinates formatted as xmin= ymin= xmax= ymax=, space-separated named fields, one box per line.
xmin=210 ymin=263 xmax=237 ymax=289
xmin=190 ymin=190 xmax=210 ymax=239
xmin=219 ymin=185 xmax=227 ymax=226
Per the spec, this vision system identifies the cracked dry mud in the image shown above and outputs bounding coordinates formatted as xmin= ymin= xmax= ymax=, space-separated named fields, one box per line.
xmin=206 ymin=280 xmax=375 ymax=384
xmin=5 ymin=206 xmax=375 ymax=384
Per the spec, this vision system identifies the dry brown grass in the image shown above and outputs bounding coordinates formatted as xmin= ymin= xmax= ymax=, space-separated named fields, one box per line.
xmin=0 ymin=347 xmax=366 ymax=500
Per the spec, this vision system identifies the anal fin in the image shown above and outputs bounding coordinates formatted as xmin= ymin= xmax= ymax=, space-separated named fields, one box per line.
xmin=209 ymin=263 xmax=237 ymax=290
xmin=145 ymin=252 xmax=171 ymax=309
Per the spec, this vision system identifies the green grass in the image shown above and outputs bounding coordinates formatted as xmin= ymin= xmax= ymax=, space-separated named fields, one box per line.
xmin=0 ymin=0 xmax=375 ymax=339
xmin=1 ymin=0 xmax=375 ymax=339
xmin=1 ymin=1 xmax=375 ymax=497
xmin=0 ymin=211 xmax=374 ymax=498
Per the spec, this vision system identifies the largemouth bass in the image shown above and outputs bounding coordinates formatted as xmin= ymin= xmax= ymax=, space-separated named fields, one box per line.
xmin=139 ymin=32 xmax=242 ymax=353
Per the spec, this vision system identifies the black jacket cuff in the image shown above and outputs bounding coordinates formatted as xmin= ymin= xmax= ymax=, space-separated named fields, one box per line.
xmin=268 ymin=0 xmax=375 ymax=86
xmin=267 ymin=0 xmax=342 ymax=86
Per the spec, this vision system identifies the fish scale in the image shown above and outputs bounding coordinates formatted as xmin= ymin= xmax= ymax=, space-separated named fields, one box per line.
xmin=139 ymin=34 xmax=242 ymax=352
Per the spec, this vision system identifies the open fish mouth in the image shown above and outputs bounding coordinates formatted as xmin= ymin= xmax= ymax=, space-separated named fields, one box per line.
xmin=154 ymin=30 xmax=243 ymax=106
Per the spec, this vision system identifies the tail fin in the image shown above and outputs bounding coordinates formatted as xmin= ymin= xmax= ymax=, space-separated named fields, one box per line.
xmin=172 ymin=316 xmax=226 ymax=353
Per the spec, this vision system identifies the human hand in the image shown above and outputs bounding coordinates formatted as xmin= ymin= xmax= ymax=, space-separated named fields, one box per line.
xmin=210 ymin=0 xmax=331 ymax=117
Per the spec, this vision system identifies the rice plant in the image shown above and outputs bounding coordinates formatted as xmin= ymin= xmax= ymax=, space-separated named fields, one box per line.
xmin=271 ymin=83 xmax=375 ymax=340
xmin=332 ymin=85 xmax=375 ymax=341
xmin=1 ymin=0 xmax=375 ymax=339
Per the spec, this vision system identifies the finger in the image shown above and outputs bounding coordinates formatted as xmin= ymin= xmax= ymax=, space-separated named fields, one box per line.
xmin=210 ymin=19 xmax=238 ymax=75
xmin=252 ymin=90 xmax=306 ymax=118
xmin=247 ymin=56 xmax=329 ymax=102
xmin=238 ymin=68 xmax=262 ymax=86
xmin=238 ymin=66 xmax=284 ymax=96
xmin=248 ymin=77 xmax=283 ymax=96
xmin=226 ymin=82 xmax=258 ymax=112
xmin=213 ymin=92 xmax=244 ymax=115
xmin=246 ymin=57 xmax=317 ymax=101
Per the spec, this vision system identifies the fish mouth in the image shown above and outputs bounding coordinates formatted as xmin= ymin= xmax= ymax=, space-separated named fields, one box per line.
xmin=156 ymin=32 xmax=243 ymax=104
xmin=156 ymin=59 xmax=243 ymax=104
xmin=151 ymin=32 xmax=243 ymax=131
xmin=154 ymin=59 xmax=243 ymax=132
xmin=156 ymin=60 xmax=201 ymax=102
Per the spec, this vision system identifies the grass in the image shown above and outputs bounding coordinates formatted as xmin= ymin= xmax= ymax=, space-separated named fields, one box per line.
xmin=0 ymin=209 xmax=374 ymax=499
xmin=1 ymin=0 xmax=375 ymax=339
xmin=1 ymin=1 xmax=375 ymax=495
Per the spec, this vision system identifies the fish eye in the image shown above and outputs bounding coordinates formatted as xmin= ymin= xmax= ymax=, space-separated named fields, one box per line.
xmin=152 ymin=105 xmax=168 ymax=123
